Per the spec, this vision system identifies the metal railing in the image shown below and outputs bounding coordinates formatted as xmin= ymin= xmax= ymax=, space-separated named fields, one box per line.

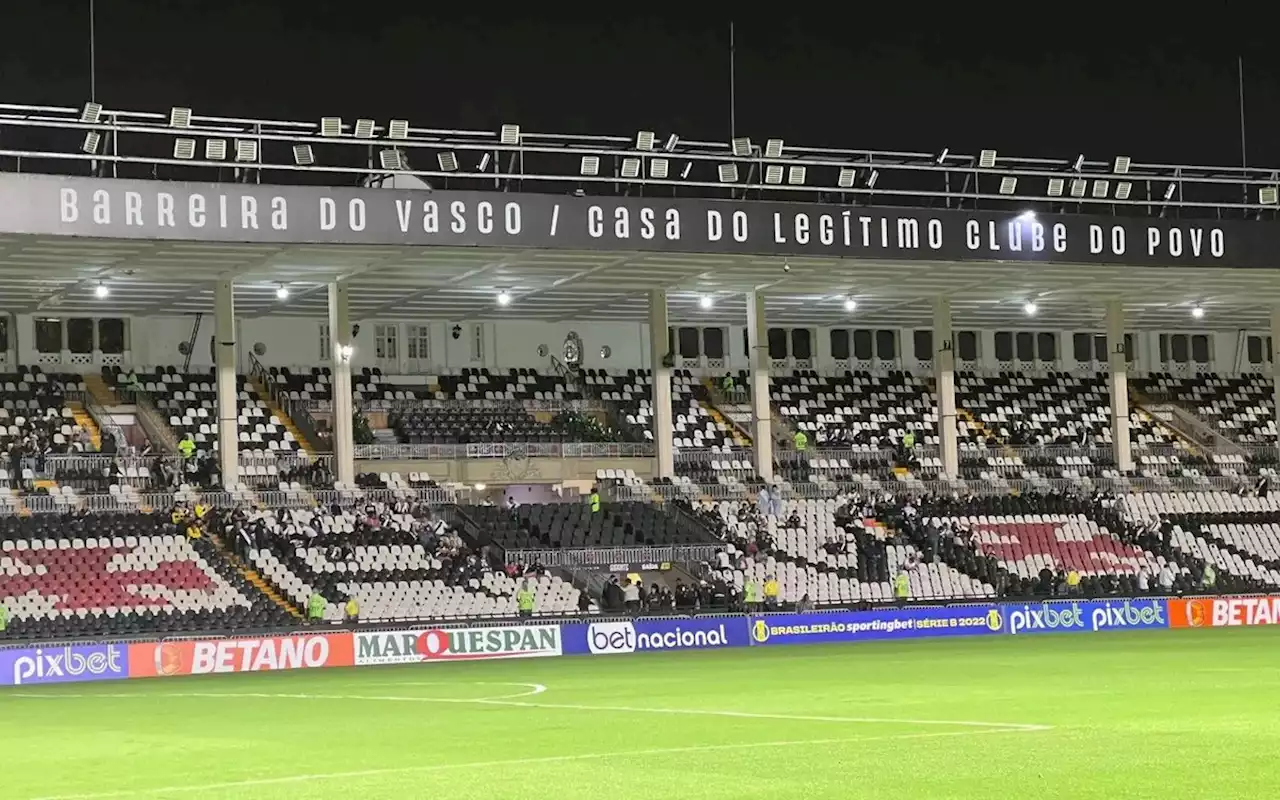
xmin=311 ymin=397 xmax=606 ymax=414
xmin=353 ymin=441 xmax=654 ymax=460
xmin=6 ymin=485 xmax=471 ymax=515
xmin=504 ymin=545 xmax=723 ymax=569
xmin=249 ymin=353 xmax=330 ymax=454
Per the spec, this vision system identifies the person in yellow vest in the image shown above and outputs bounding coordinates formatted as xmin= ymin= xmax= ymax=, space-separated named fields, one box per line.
xmin=743 ymin=577 xmax=760 ymax=612
xmin=1201 ymin=563 xmax=1217 ymax=591
xmin=1066 ymin=569 xmax=1082 ymax=595
xmin=516 ymin=579 xmax=536 ymax=618
xmin=793 ymin=430 xmax=808 ymax=451
xmin=178 ymin=435 xmax=196 ymax=459
xmin=589 ymin=487 xmax=601 ymax=513
xmin=344 ymin=595 xmax=360 ymax=624
xmin=193 ymin=502 xmax=209 ymax=522
xmin=893 ymin=570 xmax=910 ymax=608
xmin=0 ymin=601 xmax=8 ymax=635
xmin=902 ymin=431 xmax=916 ymax=450
xmin=763 ymin=575 xmax=780 ymax=610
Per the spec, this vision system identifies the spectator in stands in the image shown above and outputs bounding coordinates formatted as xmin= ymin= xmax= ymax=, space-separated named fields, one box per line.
xmin=577 ymin=589 xmax=591 ymax=614
xmin=763 ymin=575 xmax=779 ymax=609
xmin=793 ymin=430 xmax=808 ymax=452
xmin=344 ymin=595 xmax=360 ymax=623
xmin=893 ymin=569 xmax=910 ymax=607
xmin=795 ymin=594 xmax=812 ymax=612
xmin=307 ymin=591 xmax=326 ymax=624
xmin=1201 ymin=563 xmax=1217 ymax=591
xmin=1158 ymin=563 xmax=1175 ymax=594
xmin=0 ymin=600 xmax=7 ymax=635
xmin=589 ymin=486 xmax=601 ymax=514
xmin=744 ymin=576 xmax=760 ymax=612
xmin=1066 ymin=569 xmax=1082 ymax=595
xmin=517 ymin=579 xmax=536 ymax=618
xmin=178 ymin=434 xmax=196 ymax=460
xmin=623 ymin=579 xmax=641 ymax=613
xmin=507 ymin=495 xmax=520 ymax=520
xmin=1137 ymin=567 xmax=1151 ymax=595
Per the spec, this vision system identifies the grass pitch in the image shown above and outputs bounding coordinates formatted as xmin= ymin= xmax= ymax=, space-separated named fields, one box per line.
xmin=3 ymin=629 xmax=1277 ymax=799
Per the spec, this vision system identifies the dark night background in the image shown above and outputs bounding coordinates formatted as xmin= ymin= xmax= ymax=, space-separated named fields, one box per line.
xmin=2 ymin=2 xmax=1277 ymax=168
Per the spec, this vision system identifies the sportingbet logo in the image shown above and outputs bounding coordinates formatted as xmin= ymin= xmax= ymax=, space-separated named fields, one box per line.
xmin=10 ymin=645 xmax=126 ymax=686
xmin=586 ymin=621 xmax=731 ymax=655
xmin=1007 ymin=600 xmax=1166 ymax=635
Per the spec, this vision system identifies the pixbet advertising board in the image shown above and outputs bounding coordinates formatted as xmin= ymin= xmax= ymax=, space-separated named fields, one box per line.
xmin=563 ymin=617 xmax=751 ymax=656
xmin=749 ymin=606 xmax=1004 ymax=646
xmin=1002 ymin=599 xmax=1168 ymax=635
xmin=354 ymin=625 xmax=562 ymax=666
xmin=0 ymin=643 xmax=128 ymax=686
xmin=127 ymin=633 xmax=355 ymax=678
xmin=1168 ymin=595 xmax=1280 ymax=628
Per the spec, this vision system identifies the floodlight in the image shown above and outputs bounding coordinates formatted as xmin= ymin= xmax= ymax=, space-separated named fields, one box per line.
xmin=731 ymin=137 xmax=752 ymax=157
xmin=650 ymin=158 xmax=669 ymax=179
xmin=680 ymin=162 xmax=693 ymax=179
xmin=276 ymin=285 xmax=290 ymax=301
xmin=843 ymin=297 xmax=857 ymax=312
xmin=1114 ymin=156 xmax=1131 ymax=175
xmin=81 ymin=131 xmax=101 ymax=155
xmin=1115 ymin=182 xmax=1132 ymax=201
xmin=1069 ymin=179 xmax=1087 ymax=198
xmin=866 ymin=170 xmax=879 ymax=189
xmin=293 ymin=144 xmax=315 ymax=166
xmin=1047 ymin=178 xmax=1065 ymax=197
xmin=388 ymin=120 xmax=409 ymax=140
xmin=580 ymin=156 xmax=600 ymax=177
xmin=169 ymin=107 xmax=191 ymax=128
xmin=936 ymin=148 xmax=949 ymax=164
xmin=499 ymin=124 xmax=520 ymax=145
xmin=235 ymin=140 xmax=258 ymax=163
xmin=999 ymin=177 xmax=1017 ymax=195
xmin=978 ymin=149 xmax=997 ymax=168
xmin=1190 ymin=304 xmax=1205 ymax=319
xmin=354 ymin=119 xmax=376 ymax=139
xmin=764 ymin=139 xmax=784 ymax=158
xmin=94 ymin=283 xmax=109 ymax=299
xmin=620 ymin=157 xmax=641 ymax=178
xmin=80 ymin=102 xmax=103 ymax=124
xmin=718 ymin=163 xmax=739 ymax=183
xmin=173 ymin=139 xmax=196 ymax=160
xmin=664 ymin=134 xmax=679 ymax=152
xmin=438 ymin=152 xmax=459 ymax=172
xmin=320 ymin=117 xmax=342 ymax=137
xmin=1073 ymin=154 xmax=1085 ymax=171
xmin=1260 ymin=187 xmax=1279 ymax=205
xmin=1092 ymin=180 xmax=1110 ymax=199
xmin=636 ymin=131 xmax=655 ymax=151
xmin=764 ymin=165 xmax=784 ymax=185
xmin=478 ymin=153 xmax=491 ymax=171
xmin=837 ymin=167 xmax=857 ymax=188
xmin=379 ymin=149 xmax=405 ymax=171
xmin=496 ymin=291 xmax=512 ymax=307
xmin=699 ymin=295 xmax=714 ymax=309
xmin=1023 ymin=301 xmax=1038 ymax=316
xmin=1163 ymin=183 xmax=1177 ymax=201
xmin=787 ymin=166 xmax=806 ymax=186
xmin=205 ymin=139 xmax=227 ymax=161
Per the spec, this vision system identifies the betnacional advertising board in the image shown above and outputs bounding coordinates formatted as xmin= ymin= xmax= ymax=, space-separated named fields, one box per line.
xmin=354 ymin=625 xmax=563 ymax=666
xmin=748 ymin=606 xmax=1005 ymax=646
xmin=0 ymin=173 xmax=1267 ymax=268
xmin=1168 ymin=596 xmax=1280 ymax=628
xmin=0 ymin=643 xmax=128 ymax=686
xmin=563 ymin=617 xmax=750 ymax=656
xmin=127 ymin=633 xmax=355 ymax=678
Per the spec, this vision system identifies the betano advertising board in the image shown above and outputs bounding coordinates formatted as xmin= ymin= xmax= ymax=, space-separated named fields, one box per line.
xmin=127 ymin=633 xmax=354 ymax=678
xmin=354 ymin=625 xmax=562 ymax=666
xmin=1168 ymin=595 xmax=1280 ymax=628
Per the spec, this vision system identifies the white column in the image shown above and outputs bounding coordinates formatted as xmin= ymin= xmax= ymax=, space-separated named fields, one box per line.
xmin=213 ymin=280 xmax=239 ymax=489
xmin=1107 ymin=300 xmax=1133 ymax=473
xmin=933 ymin=298 xmax=958 ymax=479
xmin=746 ymin=291 xmax=774 ymax=481
xmin=329 ymin=281 xmax=356 ymax=486
xmin=648 ymin=290 xmax=675 ymax=478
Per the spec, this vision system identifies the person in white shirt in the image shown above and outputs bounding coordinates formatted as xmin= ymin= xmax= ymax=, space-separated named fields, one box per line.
xmin=1137 ymin=568 xmax=1150 ymax=594
xmin=622 ymin=579 xmax=641 ymax=613
xmin=1158 ymin=564 xmax=1175 ymax=593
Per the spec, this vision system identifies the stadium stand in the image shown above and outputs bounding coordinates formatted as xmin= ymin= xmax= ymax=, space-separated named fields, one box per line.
xmin=589 ymin=368 xmax=746 ymax=452
xmin=466 ymin=499 xmax=718 ymax=550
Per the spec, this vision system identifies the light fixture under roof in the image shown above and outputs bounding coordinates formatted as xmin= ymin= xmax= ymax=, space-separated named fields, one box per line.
xmin=1164 ymin=183 xmax=1177 ymax=201
xmin=699 ymin=294 xmax=714 ymax=310
xmin=837 ymin=167 xmax=857 ymax=188
xmin=354 ymin=119 xmax=376 ymax=139
xmin=764 ymin=164 xmax=784 ymax=185
xmin=1115 ymin=182 xmax=1132 ymax=201
xmin=235 ymin=139 xmax=258 ymax=163
xmin=205 ymin=139 xmax=227 ymax=161
xmin=1070 ymin=179 xmax=1088 ymax=198
xmin=787 ymin=166 xmax=806 ymax=186
xmin=80 ymin=102 xmax=102 ymax=124
xmin=1114 ymin=155 xmax=1131 ymax=175
xmin=663 ymin=133 xmax=679 ymax=152
xmin=718 ymin=163 xmax=739 ymax=183
xmin=1047 ymin=178 xmax=1065 ymax=197
xmin=496 ymin=291 xmax=512 ymax=307
xmin=580 ymin=155 xmax=600 ymax=177
xmin=764 ymin=138 xmax=784 ymax=158
xmin=478 ymin=153 xmax=491 ymax=171
xmin=620 ymin=157 xmax=641 ymax=179
xmin=81 ymin=131 xmax=101 ymax=155
xmin=293 ymin=144 xmax=315 ymax=166
xmin=1190 ymin=304 xmax=1205 ymax=319
xmin=1092 ymin=180 xmax=1110 ymax=199
xmin=499 ymin=124 xmax=520 ymax=145
xmin=379 ymin=149 xmax=405 ymax=171
xmin=635 ymin=131 xmax=655 ymax=151
xmin=866 ymin=170 xmax=879 ymax=189
xmin=978 ymin=149 xmax=997 ymax=168
xmin=320 ymin=117 xmax=343 ymax=137
xmin=388 ymin=119 xmax=409 ymax=140
xmin=843 ymin=297 xmax=857 ymax=312
xmin=275 ymin=285 xmax=290 ymax=301
xmin=731 ymin=137 xmax=752 ymax=157
xmin=173 ymin=138 xmax=196 ymax=160
xmin=1260 ymin=187 xmax=1279 ymax=205
xmin=169 ymin=107 xmax=192 ymax=128
xmin=1023 ymin=300 xmax=1038 ymax=316
xmin=94 ymin=282 xmax=109 ymax=299
xmin=999 ymin=177 xmax=1017 ymax=195
xmin=437 ymin=151 xmax=459 ymax=172
xmin=650 ymin=158 xmax=669 ymax=179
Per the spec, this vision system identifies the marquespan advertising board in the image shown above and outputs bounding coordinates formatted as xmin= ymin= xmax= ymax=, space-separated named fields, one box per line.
xmin=0 ymin=173 xmax=1270 ymax=269
xmin=354 ymin=625 xmax=563 ymax=666
xmin=1168 ymin=595 xmax=1280 ymax=628
xmin=127 ymin=633 xmax=355 ymax=678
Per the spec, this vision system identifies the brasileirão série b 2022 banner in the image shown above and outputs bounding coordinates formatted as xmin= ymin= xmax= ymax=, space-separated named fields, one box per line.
xmin=0 ymin=173 xmax=1268 ymax=268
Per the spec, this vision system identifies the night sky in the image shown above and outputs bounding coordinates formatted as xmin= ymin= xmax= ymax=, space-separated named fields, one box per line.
xmin=3 ymin=3 xmax=1279 ymax=169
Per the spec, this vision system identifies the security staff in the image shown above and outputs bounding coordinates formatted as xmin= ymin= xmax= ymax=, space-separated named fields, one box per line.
xmin=1202 ymin=563 xmax=1217 ymax=590
xmin=178 ymin=435 xmax=196 ymax=459
xmin=893 ymin=570 xmax=910 ymax=607
xmin=793 ymin=430 xmax=808 ymax=451
xmin=0 ymin=601 xmax=7 ymax=634
xmin=308 ymin=591 xmax=326 ymax=624
xmin=902 ymin=431 xmax=916 ymax=450
xmin=589 ymin=487 xmax=601 ymax=513
xmin=517 ymin=580 xmax=536 ymax=618
xmin=344 ymin=595 xmax=360 ymax=623
xmin=1066 ymin=569 xmax=1081 ymax=595
xmin=743 ymin=577 xmax=760 ymax=612
xmin=763 ymin=575 xmax=779 ymax=609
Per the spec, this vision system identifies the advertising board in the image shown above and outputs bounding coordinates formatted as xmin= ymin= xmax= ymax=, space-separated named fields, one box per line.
xmin=749 ymin=606 xmax=1004 ymax=646
xmin=354 ymin=625 xmax=562 ymax=666
xmin=563 ymin=617 xmax=750 ymax=656
xmin=127 ymin=633 xmax=355 ymax=678
xmin=1003 ymin=599 xmax=1168 ymax=635
xmin=0 ymin=643 xmax=128 ymax=687
xmin=1168 ymin=596 xmax=1280 ymax=628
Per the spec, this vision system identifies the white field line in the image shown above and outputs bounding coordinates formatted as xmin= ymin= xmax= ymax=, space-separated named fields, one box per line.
xmin=28 ymin=727 xmax=1046 ymax=800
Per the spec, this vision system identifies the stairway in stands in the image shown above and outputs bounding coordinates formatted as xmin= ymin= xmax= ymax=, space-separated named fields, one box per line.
xmin=701 ymin=380 xmax=753 ymax=447
xmin=83 ymin=373 xmax=122 ymax=406
xmin=248 ymin=375 xmax=316 ymax=457
xmin=209 ymin=531 xmax=303 ymax=619
xmin=67 ymin=401 xmax=101 ymax=451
